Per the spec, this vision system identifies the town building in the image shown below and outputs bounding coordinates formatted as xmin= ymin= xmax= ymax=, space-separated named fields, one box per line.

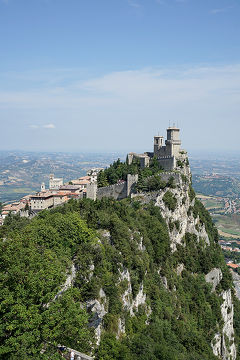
xmin=87 ymin=168 xmax=103 ymax=183
xmin=1 ymin=202 xmax=26 ymax=219
xmin=30 ymin=193 xmax=54 ymax=211
xmin=59 ymin=184 xmax=82 ymax=193
xmin=69 ymin=176 xmax=91 ymax=190
xmin=49 ymin=174 xmax=63 ymax=190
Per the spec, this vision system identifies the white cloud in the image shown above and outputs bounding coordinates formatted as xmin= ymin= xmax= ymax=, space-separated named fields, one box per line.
xmin=43 ymin=123 xmax=55 ymax=129
xmin=2 ymin=64 xmax=240 ymax=151
xmin=1 ymin=64 xmax=240 ymax=112
xmin=29 ymin=124 xmax=56 ymax=129
xmin=29 ymin=124 xmax=39 ymax=129
xmin=210 ymin=6 xmax=233 ymax=14
xmin=128 ymin=0 xmax=141 ymax=8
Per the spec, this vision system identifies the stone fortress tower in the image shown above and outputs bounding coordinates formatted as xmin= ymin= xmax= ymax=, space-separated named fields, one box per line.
xmin=128 ymin=126 xmax=187 ymax=171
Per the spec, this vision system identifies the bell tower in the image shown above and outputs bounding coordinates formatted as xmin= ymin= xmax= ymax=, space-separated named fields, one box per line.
xmin=154 ymin=135 xmax=164 ymax=155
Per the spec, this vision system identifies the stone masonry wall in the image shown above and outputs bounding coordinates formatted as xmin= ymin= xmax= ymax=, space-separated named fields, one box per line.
xmin=158 ymin=156 xmax=176 ymax=171
xmin=87 ymin=174 xmax=139 ymax=201
xmin=97 ymin=183 xmax=127 ymax=200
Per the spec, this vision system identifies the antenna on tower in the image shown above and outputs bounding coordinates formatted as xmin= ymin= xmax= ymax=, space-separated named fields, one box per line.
xmin=169 ymin=120 xmax=171 ymax=128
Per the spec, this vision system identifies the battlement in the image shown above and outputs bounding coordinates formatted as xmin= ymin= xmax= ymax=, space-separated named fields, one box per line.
xmin=100 ymin=182 xmax=125 ymax=189
xmin=86 ymin=174 xmax=139 ymax=201
xmin=157 ymin=155 xmax=173 ymax=159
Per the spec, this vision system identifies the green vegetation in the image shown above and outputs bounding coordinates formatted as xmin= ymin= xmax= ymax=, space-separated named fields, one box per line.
xmin=0 ymin=211 xmax=94 ymax=359
xmin=136 ymin=175 xmax=176 ymax=193
xmin=188 ymin=184 xmax=196 ymax=202
xmin=181 ymin=174 xmax=188 ymax=184
xmin=192 ymin=199 xmax=219 ymax=243
xmin=234 ymin=296 xmax=240 ymax=356
xmin=163 ymin=191 xmax=177 ymax=211
xmin=0 ymin=192 xmax=237 ymax=359
xmin=177 ymin=159 xmax=184 ymax=168
xmin=97 ymin=157 xmax=163 ymax=188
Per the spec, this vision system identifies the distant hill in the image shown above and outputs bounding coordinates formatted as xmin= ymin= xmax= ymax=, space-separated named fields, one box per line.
xmin=192 ymin=174 xmax=240 ymax=198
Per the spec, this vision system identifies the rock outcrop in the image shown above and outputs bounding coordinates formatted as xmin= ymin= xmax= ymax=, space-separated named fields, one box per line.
xmin=205 ymin=268 xmax=236 ymax=359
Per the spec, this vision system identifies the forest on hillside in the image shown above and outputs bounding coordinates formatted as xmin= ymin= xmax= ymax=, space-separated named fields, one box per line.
xmin=1 ymin=194 xmax=240 ymax=359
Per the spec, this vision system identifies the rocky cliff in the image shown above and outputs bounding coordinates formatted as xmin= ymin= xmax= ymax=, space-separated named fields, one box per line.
xmin=129 ymin=167 xmax=237 ymax=359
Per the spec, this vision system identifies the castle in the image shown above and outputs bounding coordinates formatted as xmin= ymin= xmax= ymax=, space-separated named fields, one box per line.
xmin=127 ymin=126 xmax=187 ymax=171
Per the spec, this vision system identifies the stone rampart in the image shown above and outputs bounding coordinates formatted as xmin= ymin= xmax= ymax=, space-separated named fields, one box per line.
xmin=94 ymin=174 xmax=139 ymax=201
xmin=97 ymin=182 xmax=127 ymax=200
xmin=157 ymin=171 xmax=182 ymax=184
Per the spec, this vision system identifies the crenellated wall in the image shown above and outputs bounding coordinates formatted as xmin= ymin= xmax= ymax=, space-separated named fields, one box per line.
xmin=97 ymin=182 xmax=127 ymax=200
xmin=87 ymin=174 xmax=139 ymax=201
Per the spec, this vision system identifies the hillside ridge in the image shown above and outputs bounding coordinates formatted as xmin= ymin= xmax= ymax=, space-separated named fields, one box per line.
xmin=0 ymin=159 xmax=239 ymax=359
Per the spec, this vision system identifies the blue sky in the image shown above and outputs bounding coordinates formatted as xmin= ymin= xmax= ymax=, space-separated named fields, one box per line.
xmin=0 ymin=0 xmax=240 ymax=152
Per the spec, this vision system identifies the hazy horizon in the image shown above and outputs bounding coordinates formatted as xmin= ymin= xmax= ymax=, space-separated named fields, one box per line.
xmin=2 ymin=148 xmax=240 ymax=161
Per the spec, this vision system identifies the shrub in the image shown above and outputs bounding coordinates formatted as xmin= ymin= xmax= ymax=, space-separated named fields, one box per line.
xmin=177 ymin=160 xmax=184 ymax=168
xmin=188 ymin=185 xmax=196 ymax=202
xmin=181 ymin=175 xmax=188 ymax=184
xmin=174 ymin=220 xmax=180 ymax=231
xmin=163 ymin=191 xmax=177 ymax=211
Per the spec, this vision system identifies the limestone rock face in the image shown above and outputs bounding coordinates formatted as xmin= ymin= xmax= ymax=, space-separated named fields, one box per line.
xmin=136 ymin=172 xmax=209 ymax=251
xmin=221 ymin=290 xmax=236 ymax=360
xmin=154 ymin=179 xmax=209 ymax=250
xmin=131 ymin=283 xmax=146 ymax=314
xmin=153 ymin=170 xmax=236 ymax=360
xmin=205 ymin=268 xmax=223 ymax=292
xmin=117 ymin=317 xmax=126 ymax=339
xmin=211 ymin=290 xmax=236 ymax=360
xmin=44 ymin=262 xmax=77 ymax=308
xmin=205 ymin=269 xmax=236 ymax=360
xmin=119 ymin=268 xmax=132 ymax=312
xmin=119 ymin=268 xmax=148 ymax=317
xmin=87 ymin=288 xmax=107 ymax=346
